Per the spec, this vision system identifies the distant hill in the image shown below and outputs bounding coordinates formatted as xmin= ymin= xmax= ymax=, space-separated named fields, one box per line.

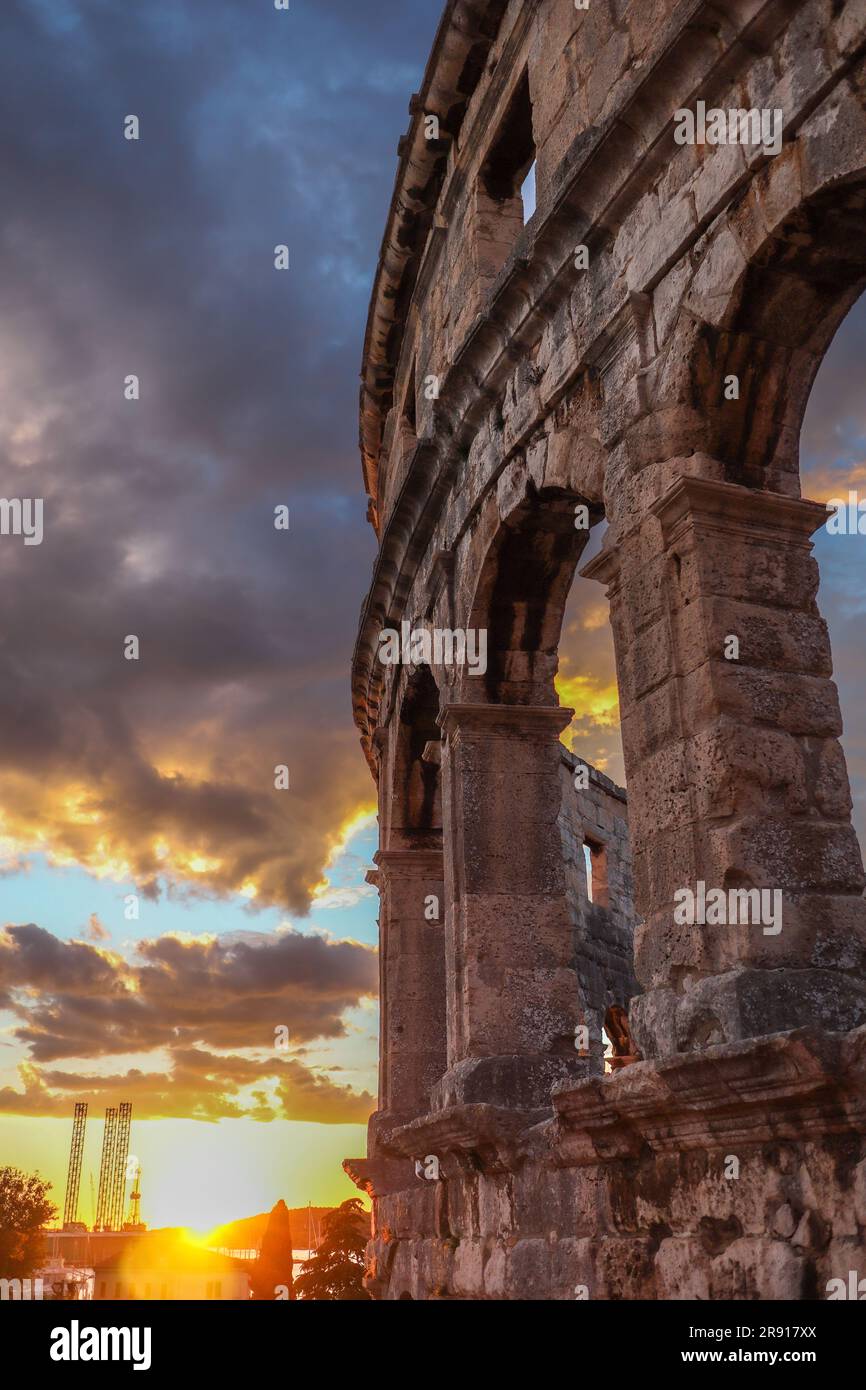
xmin=207 ymin=1208 xmax=334 ymax=1251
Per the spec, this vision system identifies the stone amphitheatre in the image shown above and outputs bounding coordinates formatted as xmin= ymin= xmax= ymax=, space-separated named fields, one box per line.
xmin=344 ymin=0 xmax=866 ymax=1300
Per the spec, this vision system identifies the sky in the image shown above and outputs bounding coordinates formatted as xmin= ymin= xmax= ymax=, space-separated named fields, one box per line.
xmin=1 ymin=0 xmax=865 ymax=1236
xmin=0 ymin=0 xmax=439 ymax=1233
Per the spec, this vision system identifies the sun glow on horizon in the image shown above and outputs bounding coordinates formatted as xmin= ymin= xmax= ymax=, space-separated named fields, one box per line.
xmin=1 ymin=1115 xmax=366 ymax=1234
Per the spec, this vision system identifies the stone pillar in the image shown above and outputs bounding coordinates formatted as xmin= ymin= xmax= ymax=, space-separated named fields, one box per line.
xmin=372 ymin=848 xmax=446 ymax=1129
xmin=434 ymin=703 xmax=589 ymax=1109
xmin=584 ymin=475 xmax=866 ymax=1058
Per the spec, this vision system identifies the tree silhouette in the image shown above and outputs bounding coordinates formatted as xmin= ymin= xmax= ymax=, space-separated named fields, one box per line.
xmin=294 ymin=1198 xmax=370 ymax=1301
xmin=250 ymin=1198 xmax=295 ymax=1300
xmin=0 ymin=1167 xmax=57 ymax=1279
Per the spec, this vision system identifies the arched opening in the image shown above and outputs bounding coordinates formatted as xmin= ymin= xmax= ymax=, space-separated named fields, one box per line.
xmin=558 ymin=517 xmax=623 ymax=785
xmin=604 ymin=1005 xmax=641 ymax=1071
xmin=375 ymin=667 xmax=446 ymax=1123
xmin=597 ymin=171 xmax=866 ymax=1057
xmin=388 ymin=663 xmax=442 ymax=851
xmin=468 ymin=486 xmax=602 ymax=706
xmin=446 ymin=480 xmax=637 ymax=1085
xmin=800 ymin=291 xmax=866 ymax=856
xmin=689 ymin=180 xmax=866 ymax=493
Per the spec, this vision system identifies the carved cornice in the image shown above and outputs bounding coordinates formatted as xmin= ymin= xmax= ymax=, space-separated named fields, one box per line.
xmin=438 ymin=701 xmax=574 ymax=741
xmin=374 ymin=847 xmax=444 ymax=875
xmin=342 ymin=1157 xmax=375 ymax=1194
xmin=550 ymin=1026 xmax=866 ymax=1166
xmin=379 ymin=1103 xmax=547 ymax=1176
xmin=351 ymin=1029 xmax=866 ymax=1183
xmin=651 ymin=476 xmax=831 ymax=545
xmin=582 ymin=477 xmax=830 ymax=593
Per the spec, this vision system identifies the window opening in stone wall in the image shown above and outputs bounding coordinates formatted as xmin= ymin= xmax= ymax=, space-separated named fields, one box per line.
xmin=397 ymin=664 xmax=442 ymax=842
xmin=481 ymin=71 xmax=535 ymax=202
xmin=520 ymin=160 xmax=536 ymax=222
xmin=583 ymin=841 xmax=594 ymax=902
xmin=602 ymin=1026 xmax=613 ymax=1073
xmin=584 ymin=836 xmax=608 ymax=908
xmin=558 ymin=516 xmax=624 ymax=786
xmin=604 ymin=1004 xmax=642 ymax=1070
xmin=402 ymin=357 xmax=417 ymax=431
xmin=478 ymin=71 xmax=536 ymax=266
xmin=593 ymin=839 xmax=608 ymax=908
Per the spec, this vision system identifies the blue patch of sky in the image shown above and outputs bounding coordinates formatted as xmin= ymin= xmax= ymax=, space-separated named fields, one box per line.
xmin=1 ymin=820 xmax=379 ymax=951
xmin=27 ymin=0 xmax=83 ymax=37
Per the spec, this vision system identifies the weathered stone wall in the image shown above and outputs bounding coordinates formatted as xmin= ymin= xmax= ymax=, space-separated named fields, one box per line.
xmin=352 ymin=1029 xmax=866 ymax=1300
xmin=559 ymin=749 xmax=638 ymax=1071
xmin=349 ymin=0 xmax=866 ymax=1299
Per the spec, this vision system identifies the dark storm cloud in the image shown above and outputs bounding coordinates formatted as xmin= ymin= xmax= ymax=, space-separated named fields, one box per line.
xmin=0 ymin=923 xmax=117 ymax=993
xmin=0 ymin=0 xmax=438 ymax=909
xmin=0 ymin=921 xmax=378 ymax=1061
xmin=0 ymin=919 xmax=377 ymax=1119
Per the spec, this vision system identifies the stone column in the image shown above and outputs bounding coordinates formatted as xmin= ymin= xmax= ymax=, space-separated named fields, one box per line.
xmin=371 ymin=848 xmax=446 ymax=1129
xmin=584 ymin=475 xmax=866 ymax=1058
xmin=434 ymin=703 xmax=589 ymax=1110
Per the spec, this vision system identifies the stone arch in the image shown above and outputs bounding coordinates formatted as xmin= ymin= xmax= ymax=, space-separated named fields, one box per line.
xmin=691 ymin=179 xmax=866 ymax=494
xmin=387 ymin=663 xmax=442 ymax=850
xmin=462 ymin=480 xmax=603 ymax=707
xmin=371 ymin=664 xmax=447 ymax=1131
xmin=587 ymin=145 xmax=866 ymax=1060
xmin=637 ymin=137 xmax=866 ymax=503
xmin=428 ymin=466 xmax=638 ymax=1100
xmin=460 ymin=469 xmax=641 ymax=1060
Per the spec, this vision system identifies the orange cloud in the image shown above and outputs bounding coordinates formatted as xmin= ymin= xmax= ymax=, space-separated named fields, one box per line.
xmin=802 ymin=460 xmax=866 ymax=504
xmin=0 ymin=923 xmax=378 ymax=1123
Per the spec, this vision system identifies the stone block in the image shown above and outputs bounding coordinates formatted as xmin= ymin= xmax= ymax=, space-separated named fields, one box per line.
xmin=711 ymin=1237 xmax=806 ymax=1299
xmin=656 ymin=1236 xmax=712 ymax=1299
